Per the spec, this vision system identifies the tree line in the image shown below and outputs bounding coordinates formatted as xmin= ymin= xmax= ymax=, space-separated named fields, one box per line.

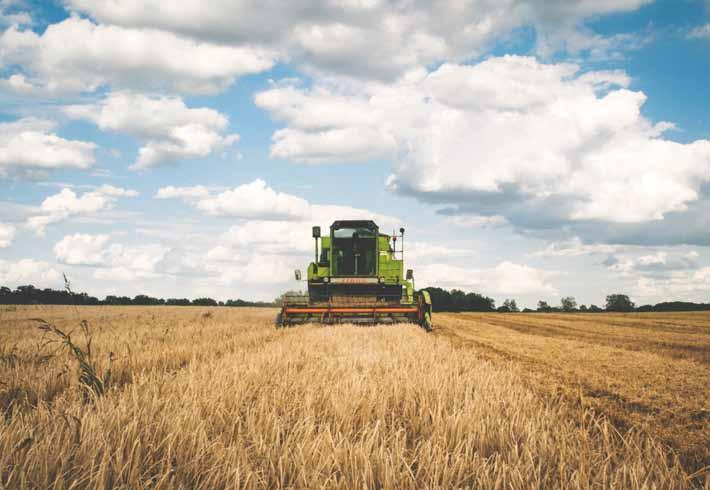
xmin=421 ymin=288 xmax=710 ymax=313
xmin=3 ymin=283 xmax=709 ymax=312
xmin=0 ymin=285 xmax=275 ymax=307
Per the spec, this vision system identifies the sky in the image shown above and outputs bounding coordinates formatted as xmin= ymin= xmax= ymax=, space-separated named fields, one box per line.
xmin=1 ymin=0 xmax=710 ymax=308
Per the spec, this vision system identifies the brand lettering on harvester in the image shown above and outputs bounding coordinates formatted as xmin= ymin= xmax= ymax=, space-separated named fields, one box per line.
xmin=332 ymin=277 xmax=377 ymax=284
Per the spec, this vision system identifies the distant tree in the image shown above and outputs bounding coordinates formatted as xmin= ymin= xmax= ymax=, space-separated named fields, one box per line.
xmin=166 ymin=298 xmax=191 ymax=306
xmin=579 ymin=304 xmax=588 ymax=312
xmin=537 ymin=300 xmax=552 ymax=312
xmin=192 ymin=297 xmax=218 ymax=306
xmin=522 ymin=308 xmax=534 ymax=313
xmin=498 ymin=299 xmax=519 ymax=313
xmin=464 ymin=292 xmax=495 ymax=311
xmin=588 ymin=304 xmax=603 ymax=312
xmin=651 ymin=301 xmax=710 ymax=312
xmin=0 ymin=284 xmax=276 ymax=307
xmin=605 ymin=294 xmax=635 ymax=312
xmin=418 ymin=287 xmax=495 ymax=312
xmin=133 ymin=294 xmax=164 ymax=306
xmin=0 ymin=286 xmax=10 ymax=304
xmin=561 ymin=296 xmax=577 ymax=312
xmin=450 ymin=289 xmax=468 ymax=312
xmin=226 ymin=299 xmax=248 ymax=307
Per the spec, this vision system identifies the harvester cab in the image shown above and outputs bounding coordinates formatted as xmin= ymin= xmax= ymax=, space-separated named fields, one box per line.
xmin=277 ymin=220 xmax=432 ymax=330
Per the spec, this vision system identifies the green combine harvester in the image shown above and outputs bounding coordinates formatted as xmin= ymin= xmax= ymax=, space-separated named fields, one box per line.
xmin=277 ymin=220 xmax=433 ymax=330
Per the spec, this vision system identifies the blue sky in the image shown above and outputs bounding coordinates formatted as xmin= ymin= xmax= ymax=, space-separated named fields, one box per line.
xmin=1 ymin=0 xmax=710 ymax=307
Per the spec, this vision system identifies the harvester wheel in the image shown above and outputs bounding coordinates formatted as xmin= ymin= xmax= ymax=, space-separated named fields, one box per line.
xmin=422 ymin=312 xmax=433 ymax=332
xmin=275 ymin=312 xmax=284 ymax=329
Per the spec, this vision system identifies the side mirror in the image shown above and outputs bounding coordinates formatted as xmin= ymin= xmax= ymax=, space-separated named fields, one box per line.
xmin=294 ymin=269 xmax=302 ymax=281
xmin=312 ymin=226 xmax=321 ymax=238
xmin=406 ymin=269 xmax=413 ymax=280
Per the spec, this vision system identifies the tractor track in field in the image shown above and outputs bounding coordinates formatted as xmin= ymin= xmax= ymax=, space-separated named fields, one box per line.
xmin=456 ymin=314 xmax=710 ymax=364
xmin=433 ymin=312 xmax=710 ymax=474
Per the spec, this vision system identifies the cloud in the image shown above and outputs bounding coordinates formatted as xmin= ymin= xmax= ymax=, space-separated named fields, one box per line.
xmin=93 ymin=243 xmax=170 ymax=281
xmin=54 ymin=233 xmax=110 ymax=265
xmin=200 ymin=207 xmax=412 ymax=286
xmin=405 ymin=242 xmax=476 ymax=262
xmin=0 ymin=73 xmax=41 ymax=95
xmin=64 ymin=91 xmax=240 ymax=169
xmin=154 ymin=185 xmax=210 ymax=200
xmin=443 ymin=215 xmax=508 ymax=229
xmin=255 ymin=84 xmax=396 ymax=163
xmin=258 ymin=56 xmax=710 ymax=227
xmin=203 ymin=253 xmax=296 ymax=286
xmin=0 ymin=258 xmax=61 ymax=286
xmin=0 ymin=0 xmax=30 ymax=27
xmin=156 ymin=179 xmax=403 ymax=226
xmin=0 ymin=118 xmax=96 ymax=178
xmin=65 ymin=0 xmax=649 ymax=82
xmin=0 ymin=222 xmax=15 ymax=247
xmin=531 ymin=237 xmax=626 ymax=257
xmin=156 ymin=180 xmax=311 ymax=220
xmin=631 ymin=267 xmax=710 ymax=304
xmin=269 ymin=127 xmax=396 ymax=164
xmin=607 ymin=250 xmax=700 ymax=276
xmin=688 ymin=23 xmax=710 ymax=39
xmin=27 ymin=185 xmax=138 ymax=235
xmin=52 ymin=232 xmax=170 ymax=281
xmin=417 ymin=260 xmax=557 ymax=297
xmin=535 ymin=27 xmax=651 ymax=61
xmin=207 ymin=206 xmax=399 ymax=261
xmin=0 ymin=16 xmax=275 ymax=94
xmin=196 ymin=180 xmax=311 ymax=219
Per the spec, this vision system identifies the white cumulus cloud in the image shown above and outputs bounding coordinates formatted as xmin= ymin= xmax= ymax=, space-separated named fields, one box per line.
xmin=196 ymin=180 xmax=311 ymax=220
xmin=0 ymin=222 xmax=15 ymax=247
xmin=0 ymin=258 xmax=61 ymax=286
xmin=65 ymin=0 xmax=650 ymax=81
xmin=257 ymin=56 xmax=710 ymax=225
xmin=688 ymin=23 xmax=710 ymax=39
xmin=532 ymin=237 xmax=626 ymax=257
xmin=417 ymin=261 xmax=558 ymax=297
xmin=0 ymin=118 xmax=96 ymax=178
xmin=52 ymin=232 xmax=170 ymax=281
xmin=94 ymin=243 xmax=170 ymax=281
xmin=156 ymin=179 xmax=311 ymax=220
xmin=27 ymin=186 xmax=138 ymax=235
xmin=154 ymin=185 xmax=211 ymax=200
xmin=0 ymin=16 xmax=276 ymax=94
xmin=607 ymin=250 xmax=700 ymax=276
xmin=65 ymin=91 xmax=240 ymax=169
xmin=632 ymin=266 xmax=710 ymax=304
xmin=54 ymin=233 xmax=110 ymax=265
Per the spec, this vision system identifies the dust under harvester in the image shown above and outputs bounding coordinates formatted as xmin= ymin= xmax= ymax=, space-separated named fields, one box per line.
xmin=277 ymin=220 xmax=432 ymax=330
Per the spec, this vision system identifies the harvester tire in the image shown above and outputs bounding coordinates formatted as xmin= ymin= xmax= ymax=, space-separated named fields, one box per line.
xmin=275 ymin=312 xmax=284 ymax=329
xmin=422 ymin=312 xmax=433 ymax=332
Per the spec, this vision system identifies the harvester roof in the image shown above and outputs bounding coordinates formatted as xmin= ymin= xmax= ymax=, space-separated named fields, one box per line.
xmin=331 ymin=220 xmax=378 ymax=230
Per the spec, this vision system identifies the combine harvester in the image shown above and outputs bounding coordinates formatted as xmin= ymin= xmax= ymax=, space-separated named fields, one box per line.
xmin=277 ymin=220 xmax=432 ymax=330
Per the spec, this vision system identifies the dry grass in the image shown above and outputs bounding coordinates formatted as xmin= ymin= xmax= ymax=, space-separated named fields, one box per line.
xmin=435 ymin=312 xmax=710 ymax=481
xmin=0 ymin=306 xmax=707 ymax=488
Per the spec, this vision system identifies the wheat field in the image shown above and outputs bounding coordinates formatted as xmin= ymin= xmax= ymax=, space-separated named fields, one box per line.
xmin=1 ymin=306 xmax=708 ymax=489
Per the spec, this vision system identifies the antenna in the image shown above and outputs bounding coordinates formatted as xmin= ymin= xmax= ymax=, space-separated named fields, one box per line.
xmin=392 ymin=228 xmax=397 ymax=257
xmin=400 ymin=227 xmax=405 ymax=261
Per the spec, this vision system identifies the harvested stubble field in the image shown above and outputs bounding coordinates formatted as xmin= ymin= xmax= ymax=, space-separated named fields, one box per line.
xmin=1 ymin=306 xmax=709 ymax=489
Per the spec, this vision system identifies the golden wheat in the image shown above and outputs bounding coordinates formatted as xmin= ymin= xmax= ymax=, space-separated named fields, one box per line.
xmin=0 ymin=306 xmax=706 ymax=488
xmin=435 ymin=311 xmax=710 ymax=483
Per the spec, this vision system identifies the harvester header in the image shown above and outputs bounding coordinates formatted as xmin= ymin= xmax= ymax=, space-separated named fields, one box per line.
xmin=277 ymin=220 xmax=432 ymax=330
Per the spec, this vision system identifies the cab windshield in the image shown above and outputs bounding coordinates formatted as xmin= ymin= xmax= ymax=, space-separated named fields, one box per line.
xmin=332 ymin=226 xmax=377 ymax=276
